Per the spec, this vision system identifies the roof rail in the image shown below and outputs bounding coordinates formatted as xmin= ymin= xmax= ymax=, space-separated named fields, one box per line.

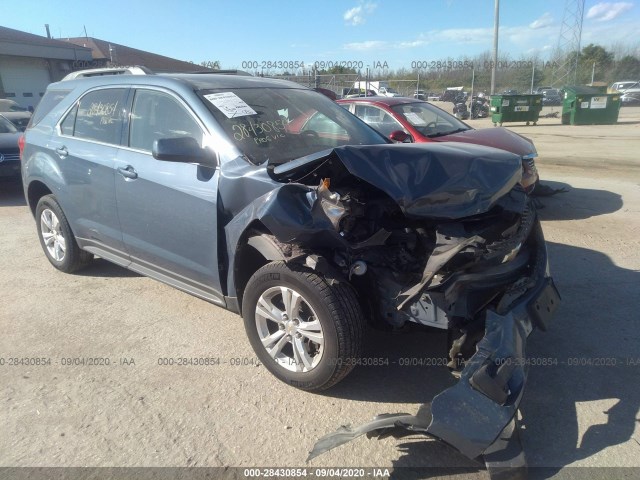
xmin=175 ymin=69 xmax=253 ymax=76
xmin=61 ymin=65 xmax=153 ymax=81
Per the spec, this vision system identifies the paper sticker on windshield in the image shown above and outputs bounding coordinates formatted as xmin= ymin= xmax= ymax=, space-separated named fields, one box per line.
xmin=204 ymin=92 xmax=257 ymax=118
xmin=404 ymin=112 xmax=427 ymax=125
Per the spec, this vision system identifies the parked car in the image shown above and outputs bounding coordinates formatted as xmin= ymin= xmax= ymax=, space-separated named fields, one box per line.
xmin=22 ymin=73 xmax=558 ymax=464
xmin=427 ymin=92 xmax=441 ymax=101
xmin=413 ymin=90 xmax=426 ymax=100
xmin=0 ymin=115 xmax=21 ymax=178
xmin=337 ymin=96 xmax=540 ymax=192
xmin=620 ymin=91 xmax=640 ymax=105
xmin=313 ymin=87 xmax=338 ymax=101
xmin=343 ymin=89 xmax=377 ymax=98
xmin=534 ymin=86 xmax=552 ymax=93
xmin=0 ymin=99 xmax=32 ymax=132
xmin=542 ymin=88 xmax=562 ymax=106
xmin=610 ymin=80 xmax=639 ymax=92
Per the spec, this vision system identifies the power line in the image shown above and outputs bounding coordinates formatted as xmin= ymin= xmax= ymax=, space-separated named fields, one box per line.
xmin=552 ymin=0 xmax=585 ymax=87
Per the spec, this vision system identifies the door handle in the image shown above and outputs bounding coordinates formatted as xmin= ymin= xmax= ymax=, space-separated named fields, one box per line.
xmin=117 ymin=165 xmax=138 ymax=180
xmin=55 ymin=146 xmax=68 ymax=158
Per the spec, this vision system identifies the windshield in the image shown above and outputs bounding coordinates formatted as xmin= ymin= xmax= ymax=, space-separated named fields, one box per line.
xmin=199 ymin=87 xmax=386 ymax=165
xmin=390 ymin=102 xmax=469 ymax=137
xmin=0 ymin=115 xmax=19 ymax=134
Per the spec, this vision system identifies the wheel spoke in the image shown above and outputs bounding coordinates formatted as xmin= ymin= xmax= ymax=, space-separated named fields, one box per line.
xmin=54 ymin=241 xmax=64 ymax=261
xmin=292 ymin=336 xmax=313 ymax=370
xmin=256 ymin=296 xmax=283 ymax=324
xmin=57 ymin=235 xmax=66 ymax=251
xmin=268 ymin=334 xmax=290 ymax=359
xmin=41 ymin=211 xmax=53 ymax=231
xmin=281 ymin=287 xmax=302 ymax=320
xmin=51 ymin=214 xmax=59 ymax=230
xmin=261 ymin=329 xmax=286 ymax=349
xmin=43 ymin=233 xmax=55 ymax=247
xmin=297 ymin=319 xmax=323 ymax=345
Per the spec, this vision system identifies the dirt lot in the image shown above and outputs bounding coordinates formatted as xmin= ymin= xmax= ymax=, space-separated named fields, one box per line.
xmin=1 ymin=106 xmax=639 ymax=479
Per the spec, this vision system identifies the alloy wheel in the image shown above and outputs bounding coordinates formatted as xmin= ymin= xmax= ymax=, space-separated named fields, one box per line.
xmin=255 ymin=286 xmax=324 ymax=372
xmin=40 ymin=208 xmax=66 ymax=262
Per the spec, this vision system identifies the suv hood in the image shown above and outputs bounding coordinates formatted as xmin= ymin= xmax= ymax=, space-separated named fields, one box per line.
xmin=431 ymin=127 xmax=536 ymax=158
xmin=269 ymin=143 xmax=523 ymax=220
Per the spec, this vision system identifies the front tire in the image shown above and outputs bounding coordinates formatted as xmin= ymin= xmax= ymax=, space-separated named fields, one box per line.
xmin=242 ymin=261 xmax=365 ymax=391
xmin=36 ymin=195 xmax=93 ymax=273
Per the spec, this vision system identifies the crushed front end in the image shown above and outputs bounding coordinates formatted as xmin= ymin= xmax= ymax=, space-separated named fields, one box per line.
xmin=227 ymin=142 xmax=560 ymax=471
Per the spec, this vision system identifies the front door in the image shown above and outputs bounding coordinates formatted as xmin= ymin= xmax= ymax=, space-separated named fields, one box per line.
xmin=114 ymin=87 xmax=223 ymax=303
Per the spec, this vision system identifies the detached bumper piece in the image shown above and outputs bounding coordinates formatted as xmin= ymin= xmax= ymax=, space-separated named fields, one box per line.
xmin=308 ymin=271 xmax=560 ymax=479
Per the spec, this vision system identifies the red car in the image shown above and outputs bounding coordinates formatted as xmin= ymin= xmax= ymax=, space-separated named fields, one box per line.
xmin=337 ymin=96 xmax=539 ymax=192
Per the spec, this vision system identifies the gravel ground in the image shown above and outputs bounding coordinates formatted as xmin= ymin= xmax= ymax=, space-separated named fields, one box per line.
xmin=1 ymin=106 xmax=639 ymax=479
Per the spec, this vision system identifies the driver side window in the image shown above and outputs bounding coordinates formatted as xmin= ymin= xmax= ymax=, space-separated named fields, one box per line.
xmin=129 ymin=89 xmax=203 ymax=152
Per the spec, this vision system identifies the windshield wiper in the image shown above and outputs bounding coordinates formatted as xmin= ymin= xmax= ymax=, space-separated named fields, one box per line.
xmin=427 ymin=127 xmax=470 ymax=138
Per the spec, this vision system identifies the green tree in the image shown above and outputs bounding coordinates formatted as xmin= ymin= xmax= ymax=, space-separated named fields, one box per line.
xmin=326 ymin=65 xmax=357 ymax=75
xmin=578 ymin=44 xmax=614 ymax=82
xmin=613 ymin=55 xmax=640 ymax=79
xmin=580 ymin=44 xmax=614 ymax=67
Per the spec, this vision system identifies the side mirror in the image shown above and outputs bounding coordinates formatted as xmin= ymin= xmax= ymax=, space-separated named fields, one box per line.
xmin=389 ymin=130 xmax=413 ymax=143
xmin=152 ymin=137 xmax=218 ymax=168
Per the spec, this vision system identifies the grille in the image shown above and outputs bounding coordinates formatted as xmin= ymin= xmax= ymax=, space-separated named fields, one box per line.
xmin=526 ymin=158 xmax=537 ymax=173
xmin=0 ymin=152 xmax=20 ymax=162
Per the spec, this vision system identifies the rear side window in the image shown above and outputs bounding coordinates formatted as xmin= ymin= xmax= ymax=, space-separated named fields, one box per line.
xmin=63 ymin=88 xmax=128 ymax=145
xmin=29 ymin=89 xmax=71 ymax=127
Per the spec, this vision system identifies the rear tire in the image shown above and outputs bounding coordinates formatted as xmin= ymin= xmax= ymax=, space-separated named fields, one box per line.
xmin=242 ymin=261 xmax=365 ymax=391
xmin=36 ymin=195 xmax=93 ymax=273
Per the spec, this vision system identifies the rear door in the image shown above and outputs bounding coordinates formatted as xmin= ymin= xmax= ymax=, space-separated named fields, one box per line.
xmin=49 ymin=87 xmax=129 ymax=264
xmin=114 ymin=87 xmax=223 ymax=303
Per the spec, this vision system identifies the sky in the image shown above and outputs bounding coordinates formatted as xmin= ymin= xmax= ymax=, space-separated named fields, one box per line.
xmin=2 ymin=0 xmax=639 ymax=72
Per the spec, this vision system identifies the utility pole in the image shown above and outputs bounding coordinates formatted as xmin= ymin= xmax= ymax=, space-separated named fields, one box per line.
xmin=530 ymin=62 xmax=535 ymax=93
xmin=491 ymin=0 xmax=500 ymax=95
xmin=591 ymin=62 xmax=595 ymax=83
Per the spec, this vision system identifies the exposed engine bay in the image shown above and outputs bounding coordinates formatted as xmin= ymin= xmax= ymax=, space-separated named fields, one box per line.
xmin=312 ymin=176 xmax=535 ymax=334
xmin=262 ymin=144 xmax=539 ymax=339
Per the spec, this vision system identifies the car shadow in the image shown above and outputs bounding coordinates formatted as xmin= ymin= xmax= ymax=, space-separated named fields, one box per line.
xmin=518 ymin=241 xmax=640 ymax=476
xmin=0 ymin=178 xmax=27 ymax=207
xmin=323 ymin=326 xmax=455 ymax=404
xmin=317 ymin=241 xmax=640 ymax=477
xmin=535 ymin=182 xmax=622 ymax=221
xmin=75 ymin=258 xmax=141 ymax=278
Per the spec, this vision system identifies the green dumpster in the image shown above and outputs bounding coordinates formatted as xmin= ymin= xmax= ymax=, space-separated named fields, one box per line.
xmin=490 ymin=94 xmax=543 ymax=126
xmin=561 ymin=86 xmax=621 ymax=125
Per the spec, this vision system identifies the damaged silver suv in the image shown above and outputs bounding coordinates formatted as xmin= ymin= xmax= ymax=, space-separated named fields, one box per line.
xmin=22 ymin=73 xmax=559 ymax=462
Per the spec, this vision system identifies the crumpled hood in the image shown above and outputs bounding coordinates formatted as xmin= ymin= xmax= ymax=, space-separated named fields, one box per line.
xmin=430 ymin=127 xmax=536 ymax=158
xmin=271 ymin=142 xmax=523 ymax=220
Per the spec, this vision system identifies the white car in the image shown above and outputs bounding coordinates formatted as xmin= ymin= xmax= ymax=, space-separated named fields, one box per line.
xmin=610 ymin=80 xmax=639 ymax=92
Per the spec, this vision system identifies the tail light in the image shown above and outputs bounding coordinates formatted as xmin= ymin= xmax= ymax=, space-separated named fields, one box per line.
xmin=18 ymin=134 xmax=25 ymax=160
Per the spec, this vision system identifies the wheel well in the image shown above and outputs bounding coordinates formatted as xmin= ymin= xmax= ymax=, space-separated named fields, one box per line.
xmin=27 ymin=181 xmax=52 ymax=217
xmin=234 ymin=242 xmax=271 ymax=313
xmin=233 ymin=224 xmax=287 ymax=314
